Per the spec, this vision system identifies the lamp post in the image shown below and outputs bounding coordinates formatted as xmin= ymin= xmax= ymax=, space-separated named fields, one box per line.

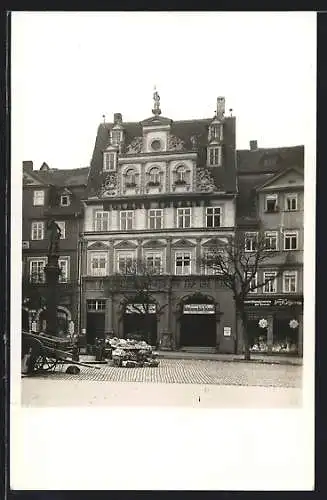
xmin=44 ymin=220 xmax=61 ymax=337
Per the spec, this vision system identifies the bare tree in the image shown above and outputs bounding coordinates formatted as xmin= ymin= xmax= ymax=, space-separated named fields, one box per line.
xmin=108 ymin=259 xmax=168 ymax=345
xmin=201 ymin=233 xmax=288 ymax=360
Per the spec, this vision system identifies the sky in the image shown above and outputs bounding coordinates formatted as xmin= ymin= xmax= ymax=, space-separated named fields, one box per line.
xmin=11 ymin=12 xmax=316 ymax=171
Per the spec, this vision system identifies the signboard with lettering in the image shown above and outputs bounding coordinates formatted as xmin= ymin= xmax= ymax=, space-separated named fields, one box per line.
xmin=183 ymin=304 xmax=215 ymax=314
xmin=125 ymin=304 xmax=156 ymax=314
xmin=244 ymin=298 xmax=303 ymax=307
xmin=223 ymin=327 xmax=232 ymax=337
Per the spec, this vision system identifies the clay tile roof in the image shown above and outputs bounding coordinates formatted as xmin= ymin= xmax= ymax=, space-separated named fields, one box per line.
xmin=36 ymin=167 xmax=90 ymax=187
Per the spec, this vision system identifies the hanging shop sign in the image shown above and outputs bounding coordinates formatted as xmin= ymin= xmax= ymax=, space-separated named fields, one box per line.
xmin=125 ymin=304 xmax=157 ymax=314
xmin=244 ymin=298 xmax=303 ymax=307
xmin=258 ymin=318 xmax=268 ymax=328
xmin=223 ymin=327 xmax=232 ymax=337
xmin=289 ymin=319 xmax=299 ymax=329
xmin=183 ymin=304 xmax=215 ymax=314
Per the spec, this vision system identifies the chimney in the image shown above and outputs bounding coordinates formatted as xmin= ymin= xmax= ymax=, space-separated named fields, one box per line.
xmin=23 ymin=161 xmax=33 ymax=172
xmin=249 ymin=140 xmax=258 ymax=151
xmin=216 ymin=97 xmax=225 ymax=119
xmin=114 ymin=113 xmax=122 ymax=124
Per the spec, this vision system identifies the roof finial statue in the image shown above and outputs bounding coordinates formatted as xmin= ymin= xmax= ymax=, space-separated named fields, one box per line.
xmin=152 ymin=85 xmax=161 ymax=116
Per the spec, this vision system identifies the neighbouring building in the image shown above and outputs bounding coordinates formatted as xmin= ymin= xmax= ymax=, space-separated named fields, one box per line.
xmin=80 ymin=92 xmax=239 ymax=352
xmin=236 ymin=142 xmax=304 ymax=355
xmin=22 ymin=161 xmax=89 ymax=336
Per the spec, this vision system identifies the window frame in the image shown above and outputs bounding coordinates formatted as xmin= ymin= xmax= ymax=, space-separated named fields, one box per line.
xmin=245 ymin=271 xmax=258 ymax=293
xmin=264 ymin=231 xmax=278 ymax=251
xmin=33 ymin=190 xmax=45 ymax=206
xmin=244 ymin=232 xmax=258 ymax=252
xmin=208 ymin=146 xmax=222 ymax=166
xmin=117 ymin=252 xmax=135 ymax=274
xmin=263 ymin=271 xmax=278 ymax=294
xmin=55 ymin=221 xmax=66 ymax=239
xmin=283 ymin=231 xmax=299 ymax=251
xmin=282 ymin=270 xmax=298 ymax=293
xmin=148 ymin=209 xmax=163 ymax=230
xmin=149 ymin=167 xmax=160 ymax=185
xmin=31 ymin=221 xmax=44 ymax=240
xmin=145 ymin=252 xmax=163 ymax=274
xmin=103 ymin=152 xmax=117 ymax=172
xmin=89 ymin=252 xmax=108 ymax=277
xmin=29 ymin=258 xmax=47 ymax=283
xmin=202 ymin=250 xmax=222 ymax=275
xmin=60 ymin=194 xmax=70 ymax=207
xmin=206 ymin=206 xmax=222 ymax=228
xmin=87 ymin=299 xmax=106 ymax=312
xmin=94 ymin=211 xmax=110 ymax=232
xmin=265 ymin=194 xmax=278 ymax=213
xmin=175 ymin=251 xmax=192 ymax=276
xmin=177 ymin=207 xmax=191 ymax=229
xmin=58 ymin=256 xmax=70 ymax=283
xmin=285 ymin=193 xmax=298 ymax=211
xmin=120 ymin=210 xmax=134 ymax=231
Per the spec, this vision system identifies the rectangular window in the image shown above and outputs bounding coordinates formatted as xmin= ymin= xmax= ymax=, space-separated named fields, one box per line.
xmin=111 ymin=130 xmax=121 ymax=147
xmin=148 ymin=209 xmax=163 ymax=230
xmin=33 ymin=190 xmax=45 ymax=206
xmin=60 ymin=195 xmax=70 ymax=207
xmin=90 ymin=253 xmax=108 ymax=277
xmin=120 ymin=210 xmax=134 ymax=231
xmin=206 ymin=207 xmax=221 ymax=228
xmin=285 ymin=194 xmax=298 ymax=211
xmin=284 ymin=231 xmax=298 ymax=250
xmin=29 ymin=259 xmax=46 ymax=283
xmin=87 ymin=299 xmax=106 ymax=311
xmin=31 ymin=221 xmax=44 ymax=240
xmin=103 ymin=152 xmax=116 ymax=171
xmin=265 ymin=231 xmax=278 ymax=251
xmin=58 ymin=258 xmax=69 ymax=282
xmin=208 ymin=147 xmax=222 ymax=166
xmin=175 ymin=252 xmax=191 ymax=275
xmin=118 ymin=254 xmax=135 ymax=274
xmin=263 ymin=272 xmax=277 ymax=293
xmin=245 ymin=272 xmax=257 ymax=293
xmin=146 ymin=254 xmax=162 ymax=274
xmin=283 ymin=271 xmax=298 ymax=293
xmin=177 ymin=208 xmax=191 ymax=228
xmin=202 ymin=251 xmax=222 ymax=275
xmin=245 ymin=232 xmax=258 ymax=252
xmin=55 ymin=221 xmax=66 ymax=239
xmin=265 ymin=194 xmax=278 ymax=213
xmin=94 ymin=211 xmax=110 ymax=232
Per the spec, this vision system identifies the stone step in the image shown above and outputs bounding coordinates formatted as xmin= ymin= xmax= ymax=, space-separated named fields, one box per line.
xmin=179 ymin=347 xmax=216 ymax=354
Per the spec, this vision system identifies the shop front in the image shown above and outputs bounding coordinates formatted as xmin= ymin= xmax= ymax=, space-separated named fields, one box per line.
xmin=244 ymin=296 xmax=303 ymax=356
xmin=180 ymin=302 xmax=217 ymax=347
xmin=123 ymin=303 xmax=158 ymax=346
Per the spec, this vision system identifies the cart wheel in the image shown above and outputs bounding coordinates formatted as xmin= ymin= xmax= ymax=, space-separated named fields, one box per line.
xmin=34 ymin=356 xmax=57 ymax=372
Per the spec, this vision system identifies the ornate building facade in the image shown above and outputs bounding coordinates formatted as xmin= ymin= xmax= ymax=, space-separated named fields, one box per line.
xmin=80 ymin=93 xmax=239 ymax=352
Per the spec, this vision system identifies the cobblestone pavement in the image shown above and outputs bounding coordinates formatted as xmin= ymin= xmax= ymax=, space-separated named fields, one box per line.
xmin=24 ymin=359 xmax=302 ymax=388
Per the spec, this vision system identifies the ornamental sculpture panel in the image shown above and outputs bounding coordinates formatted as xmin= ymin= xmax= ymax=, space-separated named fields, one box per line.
xmin=99 ymin=173 xmax=117 ymax=197
xmin=196 ymin=167 xmax=219 ymax=193
xmin=126 ymin=137 xmax=143 ymax=154
xmin=168 ymin=135 xmax=185 ymax=151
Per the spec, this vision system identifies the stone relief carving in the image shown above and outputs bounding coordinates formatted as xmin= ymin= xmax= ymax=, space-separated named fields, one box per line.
xmin=99 ymin=173 xmax=117 ymax=197
xmin=168 ymin=135 xmax=185 ymax=151
xmin=126 ymin=137 xmax=143 ymax=154
xmin=196 ymin=167 xmax=219 ymax=193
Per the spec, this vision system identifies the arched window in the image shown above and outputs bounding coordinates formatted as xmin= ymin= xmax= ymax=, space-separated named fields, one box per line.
xmin=149 ymin=167 xmax=160 ymax=185
xmin=175 ymin=165 xmax=187 ymax=184
xmin=125 ymin=168 xmax=136 ymax=187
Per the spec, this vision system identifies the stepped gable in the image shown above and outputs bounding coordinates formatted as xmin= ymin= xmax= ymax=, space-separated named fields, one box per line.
xmin=86 ymin=115 xmax=237 ymax=197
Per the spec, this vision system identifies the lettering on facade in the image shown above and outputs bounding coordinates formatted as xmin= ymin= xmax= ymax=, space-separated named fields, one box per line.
xmin=244 ymin=298 xmax=303 ymax=307
xmin=183 ymin=304 xmax=215 ymax=314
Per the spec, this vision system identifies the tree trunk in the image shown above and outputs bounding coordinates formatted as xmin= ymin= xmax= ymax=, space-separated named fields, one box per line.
xmin=239 ymin=305 xmax=251 ymax=361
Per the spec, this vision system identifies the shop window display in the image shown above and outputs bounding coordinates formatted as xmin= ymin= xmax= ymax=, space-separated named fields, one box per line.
xmin=272 ymin=317 xmax=298 ymax=354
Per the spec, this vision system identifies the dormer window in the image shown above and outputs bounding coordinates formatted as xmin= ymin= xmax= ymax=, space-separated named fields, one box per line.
xmin=103 ymin=152 xmax=116 ymax=171
xmin=208 ymin=146 xmax=222 ymax=167
xmin=60 ymin=195 xmax=70 ymax=207
xmin=210 ymin=124 xmax=223 ymax=142
xmin=125 ymin=168 xmax=137 ymax=188
xmin=111 ymin=129 xmax=122 ymax=147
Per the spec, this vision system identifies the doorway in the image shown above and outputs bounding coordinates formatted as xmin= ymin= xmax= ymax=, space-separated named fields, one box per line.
xmin=123 ymin=313 xmax=157 ymax=346
xmin=86 ymin=313 xmax=105 ymax=345
xmin=180 ymin=314 xmax=216 ymax=347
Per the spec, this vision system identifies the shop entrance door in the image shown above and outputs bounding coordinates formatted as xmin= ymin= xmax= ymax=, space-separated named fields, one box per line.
xmin=123 ymin=313 xmax=157 ymax=346
xmin=86 ymin=313 xmax=105 ymax=345
xmin=180 ymin=314 xmax=216 ymax=347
